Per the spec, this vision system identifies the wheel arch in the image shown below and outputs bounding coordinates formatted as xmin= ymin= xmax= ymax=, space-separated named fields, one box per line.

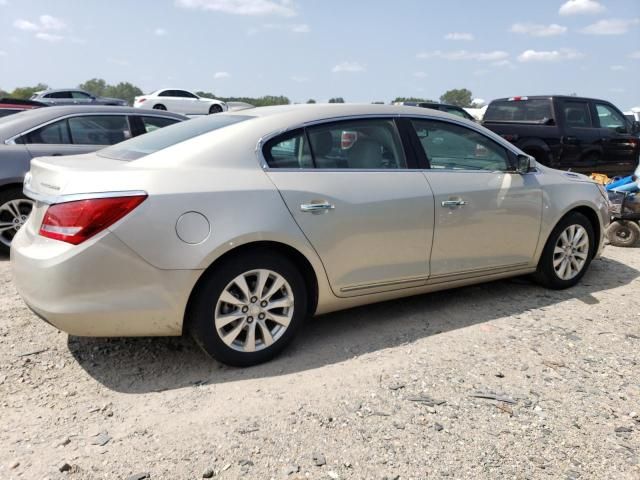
xmin=182 ymin=240 xmax=320 ymax=334
xmin=547 ymin=204 xmax=602 ymax=255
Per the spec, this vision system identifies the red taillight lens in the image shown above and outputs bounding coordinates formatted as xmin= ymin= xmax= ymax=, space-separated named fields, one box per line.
xmin=39 ymin=195 xmax=147 ymax=245
xmin=137 ymin=97 xmax=146 ymax=103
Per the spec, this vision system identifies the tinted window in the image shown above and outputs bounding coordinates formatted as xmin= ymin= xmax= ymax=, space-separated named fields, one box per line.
xmin=99 ymin=114 xmax=252 ymax=161
xmin=596 ymin=103 xmax=626 ymax=130
xmin=46 ymin=91 xmax=73 ymax=99
xmin=563 ymin=102 xmax=592 ymax=128
xmin=265 ymin=119 xmax=407 ymax=169
xmin=158 ymin=90 xmax=173 ymax=97
xmin=140 ymin=115 xmax=179 ymax=133
xmin=176 ymin=90 xmax=198 ymax=99
xmin=68 ymin=115 xmax=130 ymax=145
xmin=441 ymin=106 xmax=472 ymax=120
xmin=485 ymin=99 xmax=553 ymax=123
xmin=411 ymin=119 xmax=509 ymax=171
xmin=24 ymin=119 xmax=71 ymax=144
xmin=71 ymin=91 xmax=92 ymax=99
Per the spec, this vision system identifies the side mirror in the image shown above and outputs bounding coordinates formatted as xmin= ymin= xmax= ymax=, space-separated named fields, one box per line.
xmin=514 ymin=154 xmax=534 ymax=174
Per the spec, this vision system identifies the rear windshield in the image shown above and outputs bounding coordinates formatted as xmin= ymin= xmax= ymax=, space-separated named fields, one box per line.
xmin=484 ymin=99 xmax=553 ymax=123
xmin=98 ymin=114 xmax=253 ymax=161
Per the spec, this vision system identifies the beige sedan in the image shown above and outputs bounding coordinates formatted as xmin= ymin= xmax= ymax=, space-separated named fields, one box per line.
xmin=11 ymin=104 xmax=609 ymax=366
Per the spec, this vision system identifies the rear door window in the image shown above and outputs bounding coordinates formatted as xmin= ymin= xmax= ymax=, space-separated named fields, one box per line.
xmin=46 ymin=91 xmax=73 ymax=99
xmin=71 ymin=91 xmax=92 ymax=99
xmin=484 ymin=99 xmax=553 ymax=123
xmin=68 ymin=115 xmax=131 ymax=145
xmin=24 ymin=119 xmax=71 ymax=144
xmin=139 ymin=115 xmax=180 ymax=133
xmin=411 ymin=119 xmax=510 ymax=171
xmin=562 ymin=102 xmax=592 ymax=128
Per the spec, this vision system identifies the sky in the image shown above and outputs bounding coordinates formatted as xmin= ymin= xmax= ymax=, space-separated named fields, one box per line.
xmin=0 ymin=0 xmax=639 ymax=109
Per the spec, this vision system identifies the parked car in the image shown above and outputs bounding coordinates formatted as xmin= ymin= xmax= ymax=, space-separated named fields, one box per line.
xmin=32 ymin=89 xmax=128 ymax=106
xmin=134 ymin=89 xmax=228 ymax=115
xmin=0 ymin=98 xmax=46 ymax=118
xmin=0 ymin=106 xmax=186 ymax=253
xmin=483 ymin=96 xmax=640 ymax=175
xmin=393 ymin=101 xmax=476 ymax=121
xmin=624 ymin=109 xmax=640 ymax=124
xmin=12 ymin=104 xmax=608 ymax=366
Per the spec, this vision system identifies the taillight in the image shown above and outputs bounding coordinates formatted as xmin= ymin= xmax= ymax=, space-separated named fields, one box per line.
xmin=39 ymin=195 xmax=147 ymax=245
xmin=137 ymin=97 xmax=146 ymax=103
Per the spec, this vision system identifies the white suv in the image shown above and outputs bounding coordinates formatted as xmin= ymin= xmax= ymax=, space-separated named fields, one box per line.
xmin=134 ymin=89 xmax=227 ymax=115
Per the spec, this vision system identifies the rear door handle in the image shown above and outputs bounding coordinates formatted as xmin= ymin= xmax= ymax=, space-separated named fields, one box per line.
xmin=300 ymin=202 xmax=335 ymax=213
xmin=441 ymin=199 xmax=467 ymax=208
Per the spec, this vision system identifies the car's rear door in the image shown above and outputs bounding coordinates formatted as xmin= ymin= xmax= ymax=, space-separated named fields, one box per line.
xmin=265 ymin=117 xmax=435 ymax=297
xmin=408 ymin=118 xmax=542 ymax=278
xmin=556 ymin=98 xmax=602 ymax=171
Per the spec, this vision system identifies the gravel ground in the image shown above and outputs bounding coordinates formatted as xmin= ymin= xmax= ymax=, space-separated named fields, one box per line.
xmin=0 ymin=246 xmax=639 ymax=480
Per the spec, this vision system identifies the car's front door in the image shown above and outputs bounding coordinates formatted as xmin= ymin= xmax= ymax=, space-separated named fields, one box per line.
xmin=265 ymin=118 xmax=435 ymax=297
xmin=593 ymin=102 xmax=638 ymax=174
xmin=556 ymin=99 xmax=602 ymax=171
xmin=408 ymin=118 xmax=543 ymax=279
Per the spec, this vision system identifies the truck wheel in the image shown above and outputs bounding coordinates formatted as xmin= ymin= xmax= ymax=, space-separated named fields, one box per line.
xmin=607 ymin=221 xmax=640 ymax=247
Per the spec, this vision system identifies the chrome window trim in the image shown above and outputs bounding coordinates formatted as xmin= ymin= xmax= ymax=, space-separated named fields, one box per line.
xmin=4 ymin=112 xmax=179 ymax=145
xmin=255 ymin=113 xmax=526 ymax=171
xmin=23 ymin=187 xmax=147 ymax=205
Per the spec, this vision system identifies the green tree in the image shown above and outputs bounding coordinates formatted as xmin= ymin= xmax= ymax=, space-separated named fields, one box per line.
xmin=0 ymin=88 xmax=9 ymax=98
xmin=392 ymin=97 xmax=435 ymax=103
xmin=328 ymin=97 xmax=345 ymax=103
xmin=104 ymin=82 xmax=143 ymax=106
xmin=306 ymin=99 xmax=316 ymax=104
xmin=10 ymin=83 xmax=49 ymax=99
xmin=78 ymin=78 xmax=108 ymax=97
xmin=439 ymin=88 xmax=473 ymax=107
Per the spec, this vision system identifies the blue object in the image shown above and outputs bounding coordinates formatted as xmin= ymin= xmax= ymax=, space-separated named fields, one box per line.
xmin=606 ymin=175 xmax=639 ymax=193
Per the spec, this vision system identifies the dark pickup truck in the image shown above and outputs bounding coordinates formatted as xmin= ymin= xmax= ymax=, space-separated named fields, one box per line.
xmin=483 ymin=95 xmax=640 ymax=175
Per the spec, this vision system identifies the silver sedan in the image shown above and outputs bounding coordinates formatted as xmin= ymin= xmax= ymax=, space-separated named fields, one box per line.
xmin=11 ymin=104 xmax=609 ymax=366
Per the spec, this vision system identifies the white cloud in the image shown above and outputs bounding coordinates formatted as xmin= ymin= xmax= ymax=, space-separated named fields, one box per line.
xmin=332 ymin=61 xmax=365 ymax=73
xmin=610 ymin=65 xmax=626 ymax=71
xmin=214 ymin=71 xmax=231 ymax=79
xmin=510 ymin=23 xmax=567 ymax=37
xmin=36 ymin=32 xmax=63 ymax=42
xmin=581 ymin=18 xmax=639 ymax=35
xmin=154 ymin=27 xmax=167 ymax=36
xmin=630 ymin=51 xmax=640 ymax=59
xmin=290 ymin=75 xmax=309 ymax=82
xmin=417 ymin=50 xmax=509 ymax=62
xmin=444 ymin=32 xmax=473 ymax=41
xmin=559 ymin=0 xmax=605 ymax=16
xmin=291 ymin=23 xmax=309 ymax=33
xmin=491 ymin=59 xmax=512 ymax=67
xmin=517 ymin=49 xmax=584 ymax=62
xmin=13 ymin=19 xmax=39 ymax=31
xmin=176 ymin=0 xmax=297 ymax=17
xmin=413 ymin=71 xmax=428 ymax=78
xmin=39 ymin=14 xmax=66 ymax=30
xmin=249 ymin=22 xmax=309 ymax=34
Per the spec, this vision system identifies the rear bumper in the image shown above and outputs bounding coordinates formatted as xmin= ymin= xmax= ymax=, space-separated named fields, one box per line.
xmin=11 ymin=226 xmax=201 ymax=337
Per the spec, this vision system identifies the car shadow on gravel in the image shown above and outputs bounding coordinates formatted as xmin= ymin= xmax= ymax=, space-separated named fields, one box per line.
xmin=67 ymin=255 xmax=638 ymax=393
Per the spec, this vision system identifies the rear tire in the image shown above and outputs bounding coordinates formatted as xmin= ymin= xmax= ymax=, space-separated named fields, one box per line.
xmin=0 ymin=187 xmax=34 ymax=255
xmin=188 ymin=251 xmax=307 ymax=366
xmin=152 ymin=104 xmax=166 ymax=110
xmin=607 ymin=221 xmax=640 ymax=247
xmin=533 ymin=212 xmax=595 ymax=289
xmin=208 ymin=104 xmax=223 ymax=114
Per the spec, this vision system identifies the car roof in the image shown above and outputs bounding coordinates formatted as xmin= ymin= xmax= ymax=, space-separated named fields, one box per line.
xmin=37 ymin=88 xmax=88 ymax=94
xmin=0 ymin=105 xmax=187 ymax=141
xmin=489 ymin=95 xmax=612 ymax=104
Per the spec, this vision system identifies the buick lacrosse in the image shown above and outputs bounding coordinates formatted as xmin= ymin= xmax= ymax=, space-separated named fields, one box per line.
xmin=11 ymin=104 xmax=609 ymax=366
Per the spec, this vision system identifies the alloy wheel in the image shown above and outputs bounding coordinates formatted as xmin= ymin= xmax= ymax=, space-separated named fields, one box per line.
xmin=214 ymin=269 xmax=294 ymax=353
xmin=553 ymin=224 xmax=589 ymax=280
xmin=0 ymin=198 xmax=34 ymax=248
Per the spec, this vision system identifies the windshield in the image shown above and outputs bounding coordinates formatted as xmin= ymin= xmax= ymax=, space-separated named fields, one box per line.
xmin=98 ymin=114 xmax=253 ymax=161
xmin=485 ymin=99 xmax=553 ymax=123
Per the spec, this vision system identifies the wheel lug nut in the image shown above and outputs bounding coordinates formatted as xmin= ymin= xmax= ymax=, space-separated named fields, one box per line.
xmin=242 ymin=306 xmax=249 ymax=313
xmin=260 ymin=301 xmax=268 ymax=308
xmin=250 ymin=296 xmax=258 ymax=303
xmin=247 ymin=316 xmax=253 ymax=323
xmin=258 ymin=313 xmax=265 ymax=320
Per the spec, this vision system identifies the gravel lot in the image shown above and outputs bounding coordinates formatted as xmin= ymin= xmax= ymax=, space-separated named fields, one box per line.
xmin=1 ymin=246 xmax=639 ymax=480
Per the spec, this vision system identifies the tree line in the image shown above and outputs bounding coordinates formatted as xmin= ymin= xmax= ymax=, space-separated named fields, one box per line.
xmin=1 ymin=79 xmax=475 ymax=108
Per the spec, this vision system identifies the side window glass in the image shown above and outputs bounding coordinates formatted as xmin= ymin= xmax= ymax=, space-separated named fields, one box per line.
xmin=596 ymin=104 xmax=626 ymax=130
xmin=25 ymin=120 xmax=71 ymax=144
xmin=71 ymin=91 xmax=91 ymax=99
xmin=411 ymin=119 xmax=509 ymax=171
xmin=140 ymin=116 xmax=178 ymax=133
xmin=563 ymin=102 xmax=592 ymax=128
xmin=158 ymin=90 xmax=171 ymax=97
xmin=443 ymin=107 xmax=467 ymax=119
xmin=264 ymin=130 xmax=313 ymax=168
xmin=307 ymin=119 xmax=407 ymax=169
xmin=180 ymin=91 xmax=197 ymax=99
xmin=68 ymin=115 xmax=131 ymax=145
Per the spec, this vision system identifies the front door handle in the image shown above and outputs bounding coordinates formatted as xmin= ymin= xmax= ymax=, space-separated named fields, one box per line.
xmin=300 ymin=202 xmax=335 ymax=213
xmin=441 ymin=199 xmax=467 ymax=208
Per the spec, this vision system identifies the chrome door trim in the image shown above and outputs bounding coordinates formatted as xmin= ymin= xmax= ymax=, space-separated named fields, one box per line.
xmin=340 ymin=275 xmax=430 ymax=293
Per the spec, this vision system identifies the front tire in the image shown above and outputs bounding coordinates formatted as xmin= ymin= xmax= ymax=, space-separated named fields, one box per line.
xmin=533 ymin=212 xmax=595 ymax=289
xmin=0 ymin=188 xmax=34 ymax=255
xmin=208 ymin=104 xmax=223 ymax=114
xmin=607 ymin=221 xmax=640 ymax=247
xmin=188 ymin=251 xmax=307 ymax=366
